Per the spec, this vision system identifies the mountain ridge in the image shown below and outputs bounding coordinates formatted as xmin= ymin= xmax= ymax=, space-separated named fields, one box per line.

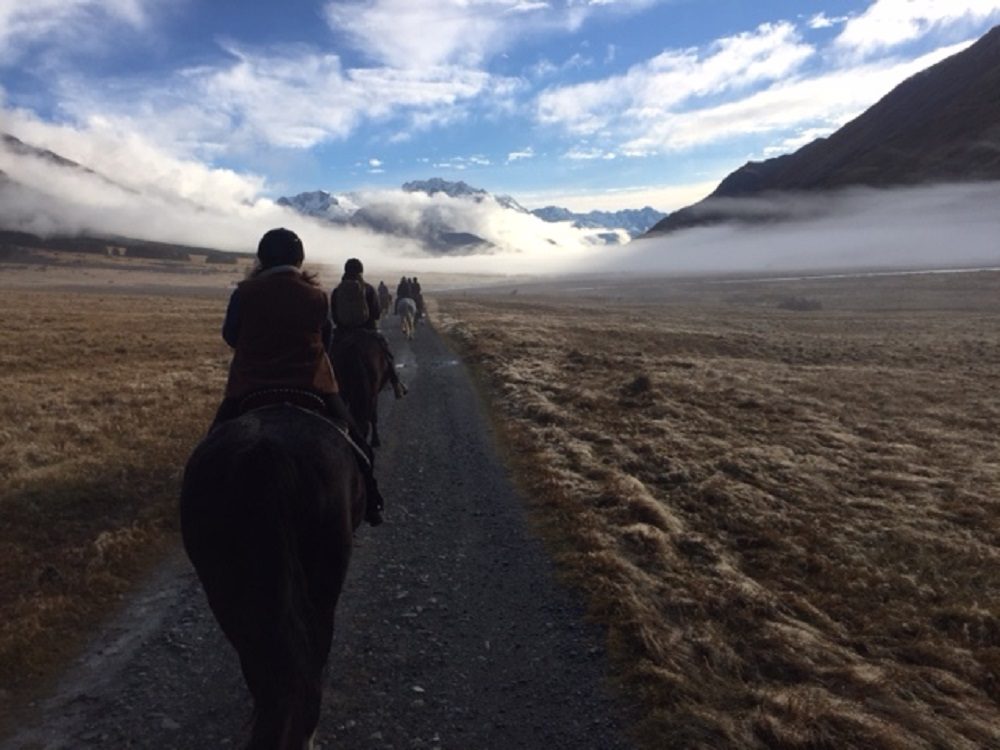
xmin=647 ymin=24 xmax=1000 ymax=235
xmin=278 ymin=178 xmax=665 ymax=240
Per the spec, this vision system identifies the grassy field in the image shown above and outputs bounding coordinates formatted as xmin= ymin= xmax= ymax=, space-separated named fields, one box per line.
xmin=436 ymin=271 xmax=1000 ymax=749
xmin=0 ymin=285 xmax=228 ymax=711
xmin=2 ymin=261 xmax=998 ymax=748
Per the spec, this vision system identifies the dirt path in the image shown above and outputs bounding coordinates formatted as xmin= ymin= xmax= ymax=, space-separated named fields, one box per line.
xmin=4 ymin=319 xmax=637 ymax=750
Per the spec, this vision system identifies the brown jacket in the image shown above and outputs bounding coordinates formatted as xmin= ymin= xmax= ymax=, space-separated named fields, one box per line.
xmin=223 ymin=267 xmax=337 ymax=398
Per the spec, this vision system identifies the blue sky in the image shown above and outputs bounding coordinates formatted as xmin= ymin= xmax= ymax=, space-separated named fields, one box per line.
xmin=3 ymin=0 xmax=1000 ymax=212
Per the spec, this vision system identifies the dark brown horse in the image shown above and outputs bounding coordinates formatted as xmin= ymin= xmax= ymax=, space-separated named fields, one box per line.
xmin=181 ymin=405 xmax=366 ymax=749
xmin=330 ymin=331 xmax=393 ymax=448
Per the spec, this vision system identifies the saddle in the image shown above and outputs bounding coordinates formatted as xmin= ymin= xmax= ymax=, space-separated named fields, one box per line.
xmin=237 ymin=387 xmax=328 ymax=417
xmin=233 ymin=388 xmax=371 ymax=471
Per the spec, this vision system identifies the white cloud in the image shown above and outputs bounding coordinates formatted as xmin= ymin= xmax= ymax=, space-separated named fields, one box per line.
xmin=563 ymin=147 xmax=614 ymax=160
xmin=323 ymin=0 xmax=661 ymax=69
xmin=835 ymin=0 xmax=1000 ymax=57
xmin=537 ymin=22 xmax=814 ymax=136
xmin=528 ymin=52 xmax=592 ymax=79
xmin=807 ymin=12 xmax=846 ymax=30
xmin=2 ymin=106 xmax=266 ymax=208
xmin=618 ymin=41 xmax=970 ymax=154
xmin=0 ymin=0 xmax=159 ymax=64
xmin=507 ymin=146 xmax=535 ymax=162
xmin=431 ymin=154 xmax=492 ymax=170
xmin=49 ymin=45 xmax=501 ymax=156
xmin=369 ymin=157 xmax=383 ymax=167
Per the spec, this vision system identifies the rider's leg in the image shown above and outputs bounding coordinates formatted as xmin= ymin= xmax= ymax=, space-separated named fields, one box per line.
xmin=323 ymin=393 xmax=385 ymax=526
xmin=376 ymin=333 xmax=407 ymax=399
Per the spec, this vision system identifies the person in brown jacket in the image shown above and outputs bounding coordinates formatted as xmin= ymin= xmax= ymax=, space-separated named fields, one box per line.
xmin=213 ymin=228 xmax=385 ymax=525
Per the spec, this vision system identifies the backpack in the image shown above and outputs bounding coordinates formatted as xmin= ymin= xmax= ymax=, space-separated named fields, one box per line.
xmin=336 ymin=279 xmax=369 ymax=328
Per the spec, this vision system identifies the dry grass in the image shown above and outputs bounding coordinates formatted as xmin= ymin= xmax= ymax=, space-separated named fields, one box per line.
xmin=0 ymin=286 xmax=228 ymax=710
xmin=435 ymin=272 xmax=1000 ymax=749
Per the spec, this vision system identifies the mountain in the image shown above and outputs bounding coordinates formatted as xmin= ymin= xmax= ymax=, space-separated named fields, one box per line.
xmin=278 ymin=178 xmax=659 ymax=250
xmin=2 ymin=132 xmax=137 ymax=194
xmin=276 ymin=190 xmax=357 ymax=221
xmin=647 ymin=24 xmax=1000 ymax=235
xmin=402 ymin=177 xmax=489 ymax=201
xmin=532 ymin=205 xmax=666 ymax=238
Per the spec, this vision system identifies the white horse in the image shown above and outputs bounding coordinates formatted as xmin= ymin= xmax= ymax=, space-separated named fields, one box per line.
xmin=397 ymin=296 xmax=417 ymax=340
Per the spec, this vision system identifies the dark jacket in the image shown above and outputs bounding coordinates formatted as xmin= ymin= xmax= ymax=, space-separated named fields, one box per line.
xmin=331 ymin=274 xmax=380 ymax=331
xmin=223 ymin=266 xmax=337 ymax=398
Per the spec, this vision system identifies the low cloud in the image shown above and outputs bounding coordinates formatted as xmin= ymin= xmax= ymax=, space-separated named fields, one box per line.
xmin=0 ymin=122 xmax=609 ymax=276
xmin=606 ymin=183 xmax=1000 ymax=275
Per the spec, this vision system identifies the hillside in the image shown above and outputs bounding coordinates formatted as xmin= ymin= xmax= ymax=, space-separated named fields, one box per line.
xmin=648 ymin=24 xmax=1000 ymax=234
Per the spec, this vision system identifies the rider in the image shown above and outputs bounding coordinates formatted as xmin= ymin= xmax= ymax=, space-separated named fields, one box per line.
xmin=331 ymin=258 xmax=407 ymax=399
xmin=214 ymin=228 xmax=386 ymax=526
xmin=411 ymin=276 xmax=424 ymax=319
xmin=395 ymin=276 xmax=411 ymax=314
xmin=378 ymin=281 xmax=392 ymax=318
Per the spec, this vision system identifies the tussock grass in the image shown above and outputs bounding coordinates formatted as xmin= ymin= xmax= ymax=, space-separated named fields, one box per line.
xmin=0 ymin=288 xmax=226 ymax=709
xmin=435 ymin=273 xmax=1000 ymax=749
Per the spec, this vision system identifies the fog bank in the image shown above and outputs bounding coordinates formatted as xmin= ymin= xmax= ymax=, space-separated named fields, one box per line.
xmin=612 ymin=183 xmax=1000 ymax=276
xmin=3 ymin=109 xmax=999 ymax=279
xmin=0 ymin=113 xmax=609 ymax=275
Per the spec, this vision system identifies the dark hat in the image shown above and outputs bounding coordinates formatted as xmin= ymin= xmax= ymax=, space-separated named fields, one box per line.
xmin=257 ymin=228 xmax=304 ymax=268
xmin=345 ymin=257 xmax=363 ymax=275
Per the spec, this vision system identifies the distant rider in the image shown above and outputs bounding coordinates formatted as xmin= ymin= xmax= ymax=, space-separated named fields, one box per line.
xmin=331 ymin=258 xmax=407 ymax=399
xmin=377 ymin=280 xmax=391 ymax=318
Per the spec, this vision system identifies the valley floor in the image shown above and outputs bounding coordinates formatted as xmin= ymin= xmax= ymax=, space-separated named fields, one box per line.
xmin=435 ymin=270 xmax=1000 ymax=749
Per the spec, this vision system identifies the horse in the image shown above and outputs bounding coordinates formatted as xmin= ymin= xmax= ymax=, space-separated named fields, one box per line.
xmin=397 ymin=297 xmax=417 ymax=341
xmin=180 ymin=405 xmax=366 ymax=750
xmin=329 ymin=331 xmax=394 ymax=448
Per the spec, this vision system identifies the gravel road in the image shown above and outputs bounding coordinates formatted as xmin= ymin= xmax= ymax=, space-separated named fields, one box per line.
xmin=4 ymin=318 xmax=638 ymax=750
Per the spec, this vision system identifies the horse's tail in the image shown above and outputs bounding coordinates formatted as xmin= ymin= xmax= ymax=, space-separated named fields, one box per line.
xmin=228 ymin=440 xmax=321 ymax=748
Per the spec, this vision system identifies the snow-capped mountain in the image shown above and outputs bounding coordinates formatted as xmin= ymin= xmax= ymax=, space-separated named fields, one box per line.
xmin=531 ymin=205 xmax=666 ymax=238
xmin=276 ymin=190 xmax=356 ymax=222
xmin=402 ymin=177 xmax=488 ymax=200
xmin=276 ymin=178 xmax=660 ymax=252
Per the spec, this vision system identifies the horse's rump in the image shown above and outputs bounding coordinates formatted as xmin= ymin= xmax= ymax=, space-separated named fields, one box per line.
xmin=180 ymin=406 xmax=363 ymax=747
xmin=397 ymin=297 xmax=417 ymax=340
